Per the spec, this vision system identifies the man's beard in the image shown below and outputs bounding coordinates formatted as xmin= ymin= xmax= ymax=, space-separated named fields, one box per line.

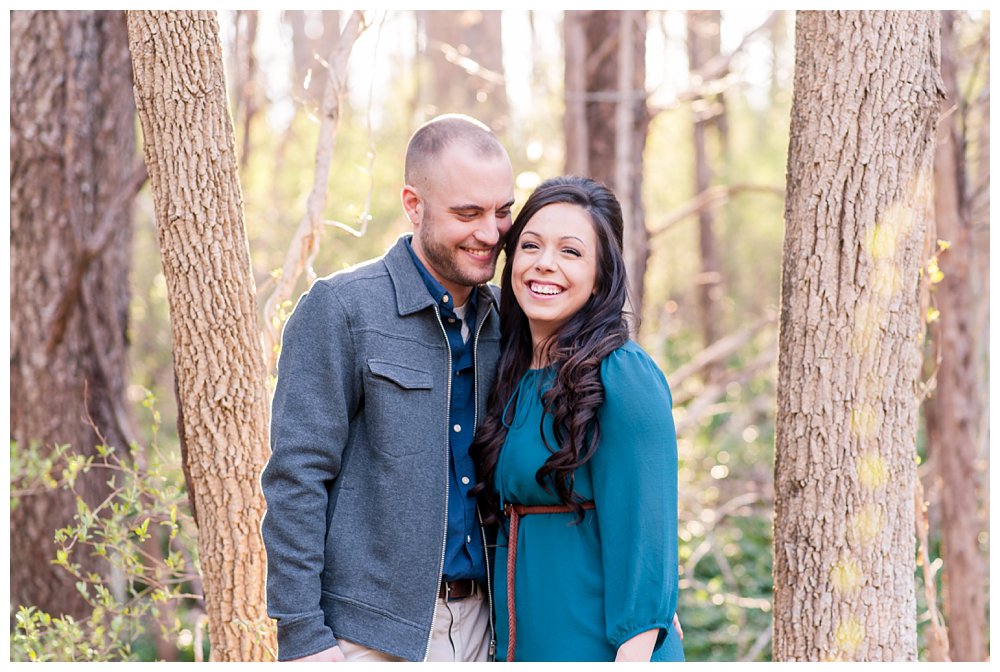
xmin=417 ymin=221 xmax=497 ymax=289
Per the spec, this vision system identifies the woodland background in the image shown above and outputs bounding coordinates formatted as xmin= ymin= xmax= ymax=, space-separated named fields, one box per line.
xmin=8 ymin=9 xmax=991 ymax=662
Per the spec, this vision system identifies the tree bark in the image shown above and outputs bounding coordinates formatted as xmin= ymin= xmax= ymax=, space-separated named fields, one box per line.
xmin=563 ymin=10 xmax=650 ymax=322
xmin=10 ymin=9 xmax=137 ymax=621
xmin=687 ymin=10 xmax=725 ymax=378
xmin=773 ymin=10 xmax=943 ymax=662
xmin=126 ymin=10 xmax=274 ymax=661
xmin=925 ymin=10 xmax=987 ymax=662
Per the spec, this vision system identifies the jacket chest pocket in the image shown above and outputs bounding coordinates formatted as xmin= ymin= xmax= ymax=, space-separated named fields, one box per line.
xmin=363 ymin=359 xmax=436 ymax=457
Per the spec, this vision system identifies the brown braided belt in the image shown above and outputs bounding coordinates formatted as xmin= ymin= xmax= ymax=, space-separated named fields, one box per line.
xmin=502 ymin=501 xmax=596 ymax=662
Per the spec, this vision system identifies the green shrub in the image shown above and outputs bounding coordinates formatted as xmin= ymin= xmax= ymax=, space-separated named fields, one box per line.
xmin=10 ymin=391 xmax=205 ymax=662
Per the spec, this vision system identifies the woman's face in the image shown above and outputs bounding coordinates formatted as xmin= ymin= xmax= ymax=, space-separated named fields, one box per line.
xmin=510 ymin=202 xmax=599 ymax=349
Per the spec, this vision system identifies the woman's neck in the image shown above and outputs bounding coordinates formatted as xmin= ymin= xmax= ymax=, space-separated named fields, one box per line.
xmin=530 ymin=335 xmax=553 ymax=369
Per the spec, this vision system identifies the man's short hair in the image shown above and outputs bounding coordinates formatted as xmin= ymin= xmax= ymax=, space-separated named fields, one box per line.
xmin=404 ymin=114 xmax=506 ymax=187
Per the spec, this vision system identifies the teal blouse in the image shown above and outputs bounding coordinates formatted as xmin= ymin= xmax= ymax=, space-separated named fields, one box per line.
xmin=493 ymin=340 xmax=683 ymax=662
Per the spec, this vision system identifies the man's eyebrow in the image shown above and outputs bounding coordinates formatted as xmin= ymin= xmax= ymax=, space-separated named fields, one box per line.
xmin=448 ymin=199 xmax=515 ymax=212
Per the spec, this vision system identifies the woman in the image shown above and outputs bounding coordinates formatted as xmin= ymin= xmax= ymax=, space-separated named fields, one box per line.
xmin=471 ymin=176 xmax=683 ymax=662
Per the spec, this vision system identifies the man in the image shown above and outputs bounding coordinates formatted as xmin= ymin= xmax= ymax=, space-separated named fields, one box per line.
xmin=261 ymin=114 xmax=515 ymax=662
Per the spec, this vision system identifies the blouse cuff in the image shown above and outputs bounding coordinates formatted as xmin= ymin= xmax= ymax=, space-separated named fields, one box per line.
xmin=612 ymin=621 xmax=670 ymax=653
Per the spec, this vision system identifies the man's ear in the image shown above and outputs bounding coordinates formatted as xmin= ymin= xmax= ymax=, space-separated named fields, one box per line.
xmin=401 ymin=185 xmax=422 ymax=226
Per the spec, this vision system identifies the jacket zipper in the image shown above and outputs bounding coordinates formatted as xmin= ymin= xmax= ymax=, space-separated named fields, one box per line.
xmin=472 ymin=301 xmax=497 ymax=659
xmin=424 ymin=304 xmax=452 ymax=662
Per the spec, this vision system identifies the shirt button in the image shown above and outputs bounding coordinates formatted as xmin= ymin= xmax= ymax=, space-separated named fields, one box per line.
xmin=443 ymin=295 xmax=450 ymax=303
xmin=453 ymin=424 xmax=462 ymax=432
xmin=448 ymin=317 xmax=456 ymax=324
xmin=461 ymin=476 xmax=470 ymax=485
xmin=466 ymin=535 xmax=472 ymax=544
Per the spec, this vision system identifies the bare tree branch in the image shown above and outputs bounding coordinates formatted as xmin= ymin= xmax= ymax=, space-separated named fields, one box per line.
xmin=649 ymin=11 xmax=780 ymax=115
xmin=669 ymin=310 xmax=776 ymax=390
xmin=650 ymin=183 xmax=785 ymax=239
xmin=46 ymin=162 xmax=148 ymax=354
xmin=915 ymin=477 xmax=952 ymax=661
xmin=675 ymin=346 xmax=776 ymax=435
xmin=261 ymin=11 xmax=367 ymax=373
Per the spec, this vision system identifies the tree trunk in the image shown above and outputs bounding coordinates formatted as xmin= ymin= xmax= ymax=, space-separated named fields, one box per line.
xmin=10 ymin=9 xmax=137 ymax=621
xmin=563 ymin=10 xmax=589 ymax=177
xmin=230 ymin=10 xmax=260 ymax=169
xmin=419 ymin=10 xmax=508 ymax=132
xmin=773 ymin=10 xmax=943 ymax=662
xmin=563 ymin=10 xmax=650 ymax=321
xmin=687 ymin=10 xmax=725 ymax=377
xmin=925 ymin=10 xmax=987 ymax=662
xmin=126 ymin=10 xmax=274 ymax=661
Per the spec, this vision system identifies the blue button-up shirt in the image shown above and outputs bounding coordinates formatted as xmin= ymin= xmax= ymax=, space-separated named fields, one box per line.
xmin=405 ymin=239 xmax=486 ymax=583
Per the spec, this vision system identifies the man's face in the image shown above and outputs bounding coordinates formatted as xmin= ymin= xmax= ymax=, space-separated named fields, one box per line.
xmin=406 ymin=142 xmax=515 ymax=301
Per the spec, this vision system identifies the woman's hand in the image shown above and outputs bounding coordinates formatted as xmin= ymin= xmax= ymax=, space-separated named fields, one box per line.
xmin=615 ymin=628 xmax=658 ymax=662
xmin=614 ymin=615 xmax=683 ymax=662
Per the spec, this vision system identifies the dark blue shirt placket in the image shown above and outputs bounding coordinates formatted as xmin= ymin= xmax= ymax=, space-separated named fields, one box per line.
xmin=405 ymin=240 xmax=487 ymax=583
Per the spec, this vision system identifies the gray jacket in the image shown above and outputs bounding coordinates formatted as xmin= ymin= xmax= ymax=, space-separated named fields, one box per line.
xmin=261 ymin=235 xmax=501 ymax=661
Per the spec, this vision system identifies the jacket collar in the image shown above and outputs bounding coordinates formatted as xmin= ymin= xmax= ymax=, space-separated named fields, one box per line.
xmin=384 ymin=234 xmax=498 ymax=317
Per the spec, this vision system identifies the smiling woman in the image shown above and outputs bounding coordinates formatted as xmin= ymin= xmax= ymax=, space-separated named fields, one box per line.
xmin=511 ymin=202 xmax=599 ymax=361
xmin=471 ymin=176 xmax=683 ymax=662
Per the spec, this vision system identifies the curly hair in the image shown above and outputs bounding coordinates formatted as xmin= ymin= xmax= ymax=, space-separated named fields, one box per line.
xmin=470 ymin=176 xmax=633 ymax=525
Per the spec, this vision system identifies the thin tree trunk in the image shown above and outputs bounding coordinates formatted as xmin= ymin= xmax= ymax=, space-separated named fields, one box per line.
xmin=563 ymin=10 xmax=589 ymax=176
xmin=926 ymin=10 xmax=987 ymax=662
xmin=126 ymin=10 xmax=274 ymax=661
xmin=234 ymin=10 xmax=260 ymax=169
xmin=687 ymin=10 xmax=725 ymax=376
xmin=564 ymin=10 xmax=649 ymax=322
xmin=773 ymin=10 xmax=943 ymax=662
xmin=10 ymin=9 xmax=137 ymax=621
xmin=615 ymin=11 xmax=648 ymax=323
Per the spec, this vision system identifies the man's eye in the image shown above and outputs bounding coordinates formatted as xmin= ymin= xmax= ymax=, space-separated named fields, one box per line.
xmin=498 ymin=210 xmax=512 ymax=219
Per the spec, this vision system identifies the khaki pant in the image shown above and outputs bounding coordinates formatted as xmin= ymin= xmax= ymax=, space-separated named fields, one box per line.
xmin=339 ymin=591 xmax=492 ymax=662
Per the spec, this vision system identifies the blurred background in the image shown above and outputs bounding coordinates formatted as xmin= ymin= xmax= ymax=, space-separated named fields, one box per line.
xmin=9 ymin=9 xmax=990 ymax=662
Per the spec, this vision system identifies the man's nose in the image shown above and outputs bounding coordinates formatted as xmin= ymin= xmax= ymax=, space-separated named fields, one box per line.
xmin=474 ymin=214 xmax=501 ymax=246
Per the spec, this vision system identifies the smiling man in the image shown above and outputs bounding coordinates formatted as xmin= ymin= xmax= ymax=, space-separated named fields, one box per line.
xmin=261 ymin=115 xmax=515 ymax=662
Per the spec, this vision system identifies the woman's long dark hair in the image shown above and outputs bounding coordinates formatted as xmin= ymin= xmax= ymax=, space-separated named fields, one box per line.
xmin=471 ymin=176 xmax=632 ymax=525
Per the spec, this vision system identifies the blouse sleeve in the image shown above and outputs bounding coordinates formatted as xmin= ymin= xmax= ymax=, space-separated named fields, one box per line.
xmin=590 ymin=343 xmax=679 ymax=654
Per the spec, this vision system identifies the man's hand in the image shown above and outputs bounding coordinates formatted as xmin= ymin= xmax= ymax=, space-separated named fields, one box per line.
xmin=291 ymin=645 xmax=345 ymax=662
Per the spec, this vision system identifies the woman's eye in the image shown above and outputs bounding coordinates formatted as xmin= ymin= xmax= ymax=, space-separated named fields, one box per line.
xmin=563 ymin=248 xmax=582 ymax=257
xmin=519 ymin=241 xmax=539 ymax=250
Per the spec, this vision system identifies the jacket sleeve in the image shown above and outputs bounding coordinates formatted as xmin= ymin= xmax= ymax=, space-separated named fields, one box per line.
xmin=589 ymin=345 xmax=679 ymax=655
xmin=260 ymin=280 xmax=358 ymax=660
